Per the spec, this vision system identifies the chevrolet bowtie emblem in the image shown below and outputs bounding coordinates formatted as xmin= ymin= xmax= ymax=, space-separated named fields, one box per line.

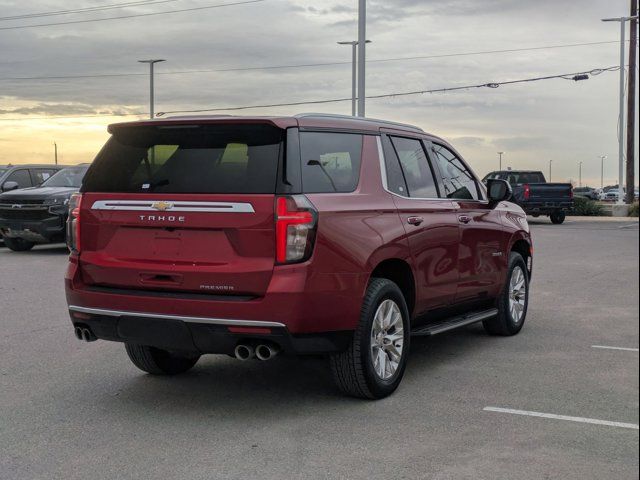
xmin=151 ymin=201 xmax=174 ymax=211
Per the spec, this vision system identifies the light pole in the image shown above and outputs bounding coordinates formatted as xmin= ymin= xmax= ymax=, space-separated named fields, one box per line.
xmin=602 ymin=15 xmax=638 ymax=204
xmin=549 ymin=159 xmax=552 ymax=181
xmin=599 ymin=155 xmax=607 ymax=189
xmin=338 ymin=40 xmax=371 ymax=117
xmin=138 ymin=59 xmax=165 ymax=119
xmin=497 ymin=151 xmax=504 ymax=170
xmin=357 ymin=0 xmax=366 ymax=117
xmin=578 ymin=161 xmax=583 ymax=187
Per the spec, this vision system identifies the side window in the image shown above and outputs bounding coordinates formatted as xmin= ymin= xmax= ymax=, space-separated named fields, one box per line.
xmin=431 ymin=144 xmax=480 ymax=200
xmin=5 ymin=169 xmax=32 ymax=188
xmin=33 ymin=169 xmax=56 ymax=185
xmin=300 ymin=132 xmax=362 ymax=193
xmin=389 ymin=136 xmax=438 ymax=198
xmin=381 ymin=136 xmax=408 ymax=196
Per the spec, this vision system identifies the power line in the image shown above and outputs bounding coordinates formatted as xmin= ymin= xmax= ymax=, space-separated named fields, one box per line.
xmin=0 ymin=66 xmax=619 ymax=121
xmin=0 ymin=0 xmax=266 ymax=30
xmin=156 ymin=66 xmax=621 ymax=115
xmin=0 ymin=40 xmax=623 ymax=81
xmin=0 ymin=0 xmax=177 ymax=21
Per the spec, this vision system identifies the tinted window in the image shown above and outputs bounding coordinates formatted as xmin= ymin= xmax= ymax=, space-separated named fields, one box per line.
xmin=506 ymin=172 xmax=545 ymax=185
xmin=5 ymin=169 xmax=32 ymax=188
xmin=33 ymin=169 xmax=57 ymax=185
xmin=300 ymin=132 xmax=362 ymax=193
xmin=82 ymin=124 xmax=283 ymax=194
xmin=431 ymin=144 xmax=480 ymax=200
xmin=390 ymin=136 xmax=438 ymax=198
xmin=42 ymin=167 xmax=87 ymax=188
xmin=381 ymin=136 xmax=408 ymax=196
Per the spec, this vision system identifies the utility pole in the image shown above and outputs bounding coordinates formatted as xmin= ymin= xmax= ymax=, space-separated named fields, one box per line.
xmin=497 ymin=151 xmax=504 ymax=170
xmin=549 ymin=159 xmax=552 ymax=181
xmin=599 ymin=155 xmax=607 ymax=188
xmin=357 ymin=0 xmax=366 ymax=117
xmin=626 ymin=0 xmax=638 ymax=203
xmin=53 ymin=142 xmax=58 ymax=165
xmin=579 ymin=161 xmax=583 ymax=187
xmin=602 ymin=15 xmax=638 ymax=205
xmin=338 ymin=40 xmax=371 ymax=116
xmin=138 ymin=59 xmax=165 ymax=119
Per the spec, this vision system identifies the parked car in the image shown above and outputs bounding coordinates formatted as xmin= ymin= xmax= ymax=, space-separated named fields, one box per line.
xmin=0 ymin=164 xmax=67 ymax=192
xmin=483 ymin=170 xmax=573 ymax=224
xmin=573 ymin=187 xmax=599 ymax=201
xmin=65 ymin=114 xmax=532 ymax=399
xmin=0 ymin=165 xmax=89 ymax=251
xmin=603 ymin=189 xmax=621 ymax=202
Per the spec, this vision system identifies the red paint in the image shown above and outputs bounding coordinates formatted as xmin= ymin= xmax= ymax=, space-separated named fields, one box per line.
xmin=65 ymin=115 xmax=532 ymax=339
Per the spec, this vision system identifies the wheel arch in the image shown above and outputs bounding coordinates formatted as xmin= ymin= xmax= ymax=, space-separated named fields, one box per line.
xmin=368 ymin=258 xmax=416 ymax=318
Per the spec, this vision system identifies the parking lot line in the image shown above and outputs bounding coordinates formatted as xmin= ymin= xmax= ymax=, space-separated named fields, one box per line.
xmin=483 ymin=407 xmax=639 ymax=430
xmin=591 ymin=345 xmax=639 ymax=352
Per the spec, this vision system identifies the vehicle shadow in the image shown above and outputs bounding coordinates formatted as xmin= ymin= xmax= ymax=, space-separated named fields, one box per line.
xmin=3 ymin=244 xmax=69 ymax=255
xmin=86 ymin=324 xmax=493 ymax=419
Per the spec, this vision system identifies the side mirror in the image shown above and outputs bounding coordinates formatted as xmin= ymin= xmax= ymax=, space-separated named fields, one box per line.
xmin=487 ymin=179 xmax=512 ymax=205
xmin=1 ymin=181 xmax=19 ymax=192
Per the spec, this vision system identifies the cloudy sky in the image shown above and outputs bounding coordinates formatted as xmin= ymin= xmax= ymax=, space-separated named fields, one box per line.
xmin=0 ymin=0 xmax=637 ymax=186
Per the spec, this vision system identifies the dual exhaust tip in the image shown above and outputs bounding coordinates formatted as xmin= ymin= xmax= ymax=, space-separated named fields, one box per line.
xmin=234 ymin=343 xmax=279 ymax=361
xmin=74 ymin=326 xmax=97 ymax=342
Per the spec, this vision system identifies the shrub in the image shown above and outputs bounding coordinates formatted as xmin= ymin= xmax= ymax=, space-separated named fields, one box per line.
xmin=629 ymin=202 xmax=639 ymax=217
xmin=572 ymin=196 xmax=605 ymax=216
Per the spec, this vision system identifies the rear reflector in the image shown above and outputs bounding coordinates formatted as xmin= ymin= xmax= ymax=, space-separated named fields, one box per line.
xmin=227 ymin=326 xmax=272 ymax=335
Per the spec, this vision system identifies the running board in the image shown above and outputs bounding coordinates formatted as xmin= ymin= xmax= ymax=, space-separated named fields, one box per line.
xmin=410 ymin=308 xmax=498 ymax=336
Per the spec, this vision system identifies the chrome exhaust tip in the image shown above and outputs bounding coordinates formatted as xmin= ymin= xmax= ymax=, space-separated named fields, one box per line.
xmin=234 ymin=344 xmax=254 ymax=361
xmin=255 ymin=344 xmax=280 ymax=361
xmin=74 ymin=326 xmax=83 ymax=341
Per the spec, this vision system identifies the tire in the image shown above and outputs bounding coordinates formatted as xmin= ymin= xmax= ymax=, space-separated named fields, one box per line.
xmin=125 ymin=343 xmax=200 ymax=375
xmin=3 ymin=237 xmax=35 ymax=251
xmin=550 ymin=211 xmax=566 ymax=224
xmin=483 ymin=252 xmax=529 ymax=336
xmin=329 ymin=278 xmax=410 ymax=399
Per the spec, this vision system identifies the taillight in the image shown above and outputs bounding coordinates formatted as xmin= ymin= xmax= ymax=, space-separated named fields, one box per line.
xmin=569 ymin=188 xmax=574 ymax=199
xmin=275 ymin=195 xmax=317 ymax=264
xmin=67 ymin=193 xmax=82 ymax=253
xmin=523 ymin=184 xmax=530 ymax=200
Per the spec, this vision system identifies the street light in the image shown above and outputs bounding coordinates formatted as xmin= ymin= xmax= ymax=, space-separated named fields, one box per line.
xmin=497 ymin=151 xmax=505 ymax=170
xmin=601 ymin=15 xmax=638 ymax=204
xmin=549 ymin=159 xmax=552 ymax=181
xmin=599 ymin=155 xmax=607 ymax=189
xmin=338 ymin=40 xmax=371 ymax=117
xmin=138 ymin=59 xmax=165 ymax=119
xmin=357 ymin=0 xmax=366 ymax=117
xmin=578 ymin=161 xmax=583 ymax=187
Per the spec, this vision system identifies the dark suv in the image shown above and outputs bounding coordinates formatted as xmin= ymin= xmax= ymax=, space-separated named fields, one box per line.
xmin=0 ymin=165 xmax=89 ymax=251
xmin=65 ymin=114 xmax=532 ymax=399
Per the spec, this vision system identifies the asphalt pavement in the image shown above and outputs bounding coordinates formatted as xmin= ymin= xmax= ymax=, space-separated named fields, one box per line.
xmin=1 ymin=217 xmax=638 ymax=480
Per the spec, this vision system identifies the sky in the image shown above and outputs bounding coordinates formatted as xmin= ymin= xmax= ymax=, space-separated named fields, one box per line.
xmin=0 ymin=0 xmax=638 ymax=188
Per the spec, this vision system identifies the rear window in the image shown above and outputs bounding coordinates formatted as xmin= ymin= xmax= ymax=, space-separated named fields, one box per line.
xmin=82 ymin=124 xmax=283 ymax=194
xmin=300 ymin=132 xmax=362 ymax=193
xmin=506 ymin=172 xmax=545 ymax=185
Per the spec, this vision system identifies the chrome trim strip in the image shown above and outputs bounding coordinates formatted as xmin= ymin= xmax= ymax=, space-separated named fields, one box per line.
xmin=68 ymin=305 xmax=285 ymax=328
xmin=91 ymin=200 xmax=255 ymax=213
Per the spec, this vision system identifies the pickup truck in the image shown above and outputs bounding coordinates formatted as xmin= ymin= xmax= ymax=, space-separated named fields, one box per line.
xmin=483 ymin=170 xmax=573 ymax=224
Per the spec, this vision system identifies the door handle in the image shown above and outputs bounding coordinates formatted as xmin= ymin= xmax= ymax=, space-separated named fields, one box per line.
xmin=458 ymin=215 xmax=472 ymax=224
xmin=407 ymin=216 xmax=424 ymax=226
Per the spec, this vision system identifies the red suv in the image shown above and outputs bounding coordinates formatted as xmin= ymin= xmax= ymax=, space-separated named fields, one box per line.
xmin=65 ymin=114 xmax=532 ymax=399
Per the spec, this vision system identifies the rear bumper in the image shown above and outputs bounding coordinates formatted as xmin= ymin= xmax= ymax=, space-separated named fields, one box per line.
xmin=68 ymin=305 xmax=352 ymax=355
xmin=65 ymin=257 xmax=367 ymax=352
xmin=521 ymin=201 xmax=573 ymax=215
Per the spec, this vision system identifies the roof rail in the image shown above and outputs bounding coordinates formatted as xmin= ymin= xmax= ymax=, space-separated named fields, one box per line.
xmin=295 ymin=113 xmax=424 ymax=133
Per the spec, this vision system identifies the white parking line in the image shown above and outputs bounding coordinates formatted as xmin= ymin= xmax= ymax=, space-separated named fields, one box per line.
xmin=591 ymin=345 xmax=639 ymax=352
xmin=483 ymin=407 xmax=639 ymax=430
